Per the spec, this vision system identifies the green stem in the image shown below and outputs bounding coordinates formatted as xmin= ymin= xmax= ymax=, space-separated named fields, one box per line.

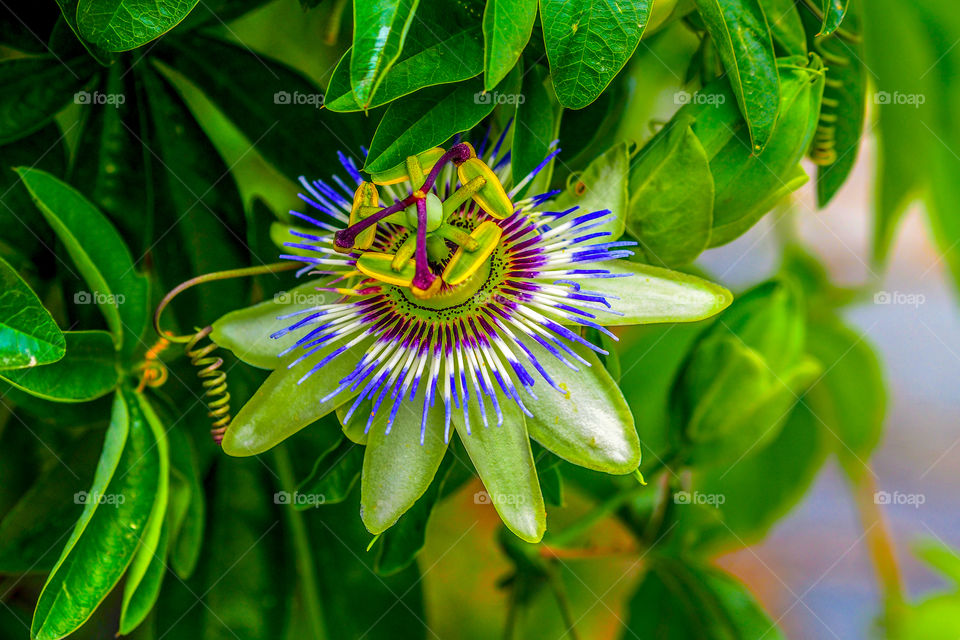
xmin=849 ymin=469 xmax=905 ymax=626
xmin=323 ymin=0 xmax=349 ymax=45
xmin=547 ymin=567 xmax=580 ymax=640
xmin=502 ymin=584 xmax=519 ymax=640
xmin=273 ymin=445 xmax=327 ymax=640
xmin=547 ymin=481 xmax=649 ymax=548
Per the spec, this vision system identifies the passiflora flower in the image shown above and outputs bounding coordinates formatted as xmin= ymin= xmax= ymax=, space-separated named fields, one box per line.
xmin=213 ymin=130 xmax=731 ymax=542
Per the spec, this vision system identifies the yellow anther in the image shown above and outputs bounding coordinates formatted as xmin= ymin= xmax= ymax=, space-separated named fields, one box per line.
xmin=456 ymin=158 xmax=514 ymax=219
xmin=357 ymin=252 xmax=416 ymax=286
xmin=442 ymin=220 xmax=502 ymax=286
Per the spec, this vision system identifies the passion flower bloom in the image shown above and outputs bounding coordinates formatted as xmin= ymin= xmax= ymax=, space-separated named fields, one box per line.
xmin=214 ymin=132 xmax=731 ymax=542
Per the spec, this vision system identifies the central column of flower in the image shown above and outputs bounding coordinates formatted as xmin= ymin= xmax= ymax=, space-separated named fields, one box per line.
xmin=332 ymin=142 xmax=516 ymax=300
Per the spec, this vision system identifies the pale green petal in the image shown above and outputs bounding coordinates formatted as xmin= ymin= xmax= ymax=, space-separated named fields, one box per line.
xmin=359 ymin=389 xmax=448 ymax=534
xmin=210 ymin=279 xmax=336 ymax=369
xmin=221 ymin=338 xmax=370 ymax=456
xmin=521 ymin=338 xmax=640 ymax=474
xmin=453 ymin=391 xmax=545 ymax=543
xmin=554 ymin=262 xmax=732 ymax=326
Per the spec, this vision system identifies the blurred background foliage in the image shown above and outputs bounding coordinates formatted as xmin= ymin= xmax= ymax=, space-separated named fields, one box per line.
xmin=1 ymin=0 xmax=959 ymax=638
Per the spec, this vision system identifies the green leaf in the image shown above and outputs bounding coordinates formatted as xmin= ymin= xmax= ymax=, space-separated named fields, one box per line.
xmin=15 ymin=167 xmax=150 ymax=360
xmin=551 ymin=142 xmax=629 ymax=241
xmin=914 ymin=539 xmax=960 ymax=587
xmin=222 ymin=337 xmax=373 ymax=456
xmin=554 ymin=79 xmax=626 ymax=168
xmin=804 ymin=316 xmax=885 ymax=478
xmin=675 ymin=402 xmax=829 ymax=552
xmin=0 ymin=255 xmax=64 ymax=369
xmin=210 ymin=279 xmax=337 ymax=369
xmin=540 ymin=0 xmax=652 ymax=109
xmin=139 ymin=64 xmax=248 ymax=325
xmin=483 ymin=0 xmax=538 ymax=90
xmin=765 ymin=0 xmax=806 ymax=55
xmin=510 ymin=63 xmax=556 ymax=192
xmin=152 ymin=34 xmax=366 ymax=179
xmin=861 ymin=0 xmax=934 ymax=263
xmin=155 ymin=458 xmax=290 ymax=640
xmin=819 ymin=0 xmax=849 ymax=36
xmin=0 ymin=55 xmax=95 ymax=144
xmin=32 ymin=387 xmax=162 ymax=640
xmin=623 ymin=558 xmax=786 ymax=639
xmin=453 ymin=390 xmax=545 ymax=543
xmin=76 ymin=0 xmax=201 ymax=51
xmin=673 ymin=280 xmax=824 ymax=467
xmin=681 ymin=55 xmax=823 ymax=247
xmin=0 ymin=433 xmax=102 ymax=574
xmin=70 ymin=59 xmax=154 ymax=251
xmin=522 ymin=339 xmax=640 ymax=474
xmin=693 ymin=0 xmax=779 ymax=151
xmin=677 ymin=336 xmax=820 ymax=466
xmin=296 ymin=436 xmax=364 ymax=506
xmin=559 ymin=261 xmax=732 ymax=326
xmin=0 ymin=125 xmax=65 ymax=267
xmin=119 ymin=394 xmax=170 ymax=635
xmin=359 ymin=384 xmax=449 ymax=534
xmin=350 ymin=0 xmax=420 ymax=107
xmin=700 ymin=279 xmax=805 ymax=370
xmin=627 ymin=119 xmax=714 ymax=265
xmin=51 ymin=0 xmax=117 ymax=65
xmin=364 ymin=73 xmax=515 ymax=173
xmin=326 ymin=25 xmax=484 ymax=112
xmin=620 ymin=323 xmax=708 ymax=465
xmin=0 ymin=331 xmax=118 ymax=402
xmin=166 ymin=425 xmax=204 ymax=579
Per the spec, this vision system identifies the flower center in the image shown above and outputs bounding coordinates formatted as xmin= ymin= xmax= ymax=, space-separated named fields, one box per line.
xmin=332 ymin=144 xmax=516 ymax=301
